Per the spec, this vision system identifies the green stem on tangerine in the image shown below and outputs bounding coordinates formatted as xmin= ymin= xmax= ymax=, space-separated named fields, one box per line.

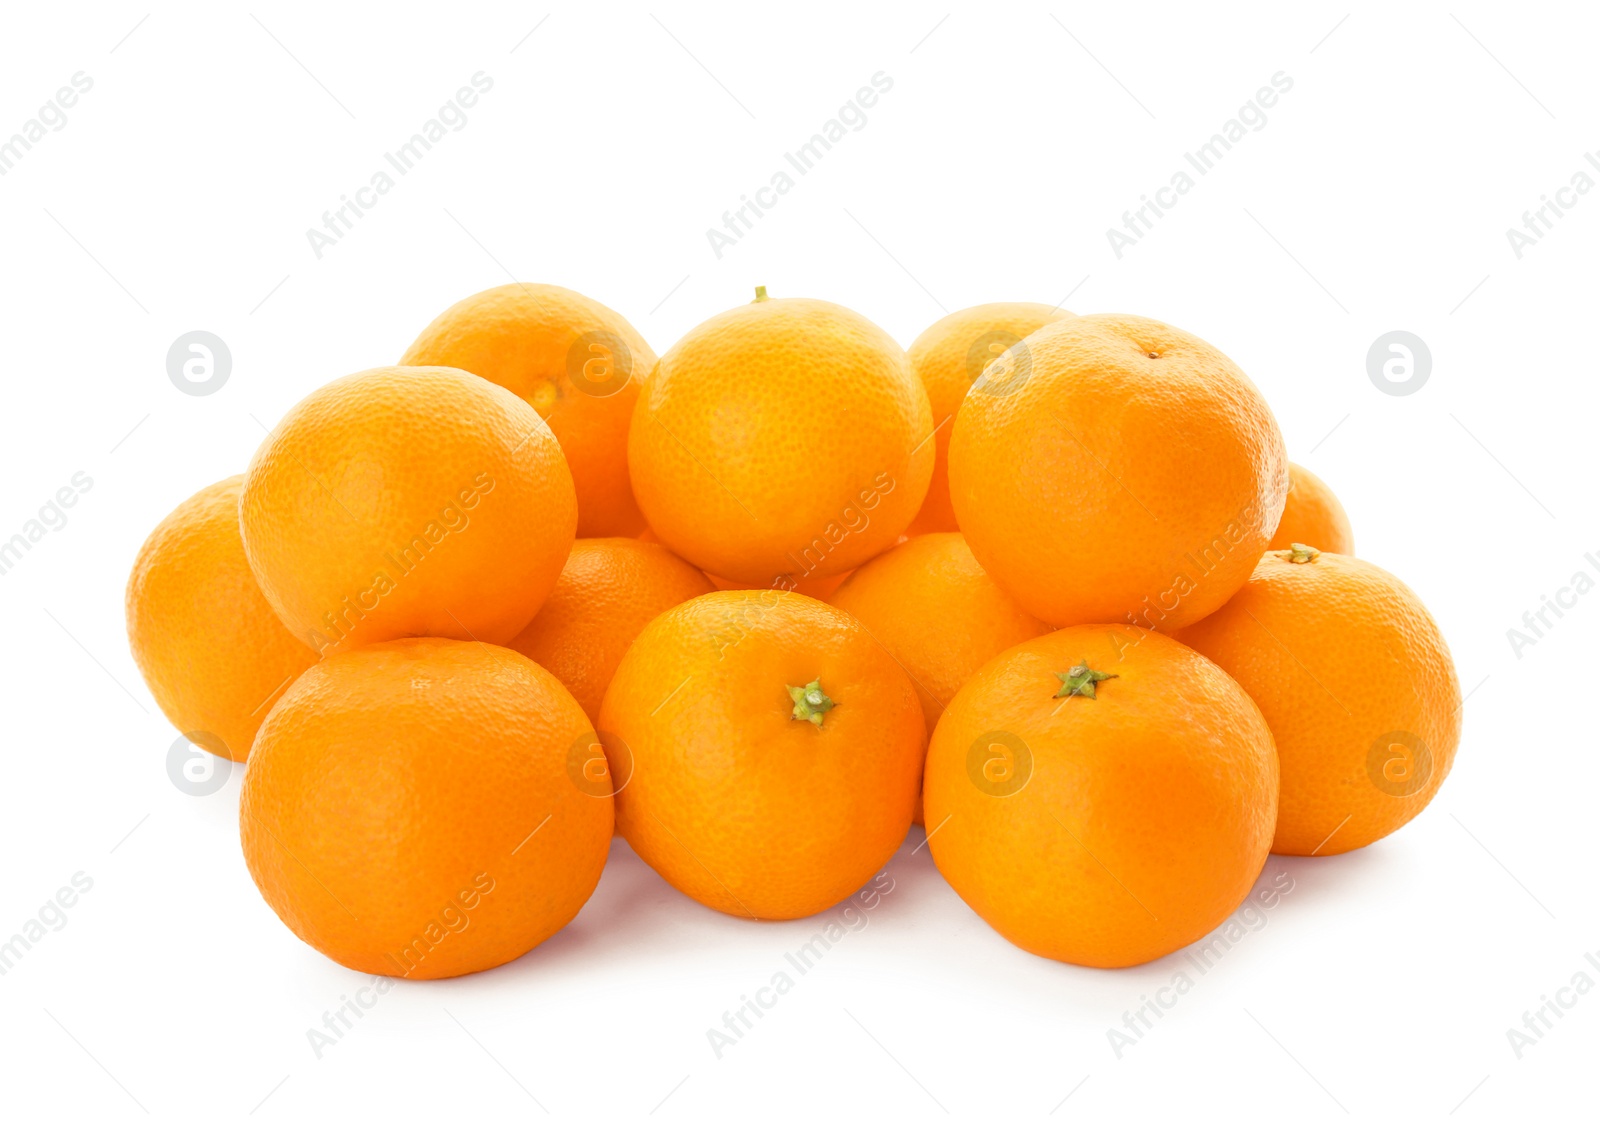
xmin=1054 ymin=661 xmax=1117 ymax=700
xmin=1283 ymin=543 xmax=1321 ymax=563
xmin=753 ymin=285 xmax=770 ymax=302
xmin=788 ymin=679 xmax=835 ymax=726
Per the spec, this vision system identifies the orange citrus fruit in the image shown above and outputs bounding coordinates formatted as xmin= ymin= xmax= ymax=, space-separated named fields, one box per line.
xmin=599 ymin=590 xmax=924 ymax=919
xmin=240 ymin=366 xmax=576 ymax=656
xmin=1173 ymin=546 xmax=1459 ymax=855
xmin=1270 ymin=463 xmax=1353 ymax=555
xmin=923 ymin=625 xmax=1278 ymax=967
xmin=241 ymin=638 xmax=610 ymax=979
xmin=904 ymin=303 xmax=1074 ymax=535
xmin=829 ymin=532 xmax=1050 ymax=730
xmin=126 ymin=476 xmax=317 ymax=761
xmin=948 ymin=314 xmax=1288 ymax=630
xmin=628 ymin=289 xmax=932 ymax=585
xmin=400 ymin=283 xmax=657 ymax=537
xmin=509 ymin=537 xmax=715 ymax=722
xmin=829 ymin=532 xmax=1050 ymax=821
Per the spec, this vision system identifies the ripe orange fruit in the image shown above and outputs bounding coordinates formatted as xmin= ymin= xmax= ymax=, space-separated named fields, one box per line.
xmin=126 ymin=476 xmax=317 ymax=761
xmin=241 ymin=638 xmax=610 ymax=979
xmin=829 ymin=533 xmax=1050 ymax=822
xmin=508 ymin=537 xmax=715 ymax=721
xmin=240 ymin=366 xmax=576 ymax=656
xmin=948 ymin=314 xmax=1288 ymax=630
xmin=599 ymin=590 xmax=925 ymax=920
xmin=904 ymin=303 xmax=1074 ymax=535
xmin=830 ymin=533 xmax=1050 ymax=729
xmin=628 ymin=289 xmax=933 ymax=585
xmin=400 ymin=283 xmax=657 ymax=537
xmin=923 ymin=625 xmax=1278 ymax=968
xmin=1270 ymin=463 xmax=1354 ymax=555
xmin=1173 ymin=546 xmax=1459 ymax=855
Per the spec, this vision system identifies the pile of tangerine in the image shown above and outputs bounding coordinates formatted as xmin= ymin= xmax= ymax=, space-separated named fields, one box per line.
xmin=126 ymin=284 xmax=1459 ymax=977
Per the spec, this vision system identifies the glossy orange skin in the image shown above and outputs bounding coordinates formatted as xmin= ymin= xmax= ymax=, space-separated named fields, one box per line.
xmin=924 ymin=626 xmax=1278 ymax=968
xmin=1173 ymin=551 xmax=1459 ymax=855
xmin=948 ymin=314 xmax=1288 ymax=630
xmin=904 ymin=303 xmax=1074 ymax=535
xmin=240 ymin=366 xmax=576 ymax=656
xmin=829 ymin=533 xmax=1051 ymax=822
xmin=241 ymin=639 xmax=611 ymax=979
xmin=400 ymin=283 xmax=657 ymax=537
xmin=599 ymin=590 xmax=925 ymax=920
xmin=509 ymin=538 xmax=715 ymax=722
xmin=628 ymin=295 xmax=933 ymax=584
xmin=1270 ymin=463 xmax=1354 ymax=555
xmin=125 ymin=476 xmax=317 ymax=761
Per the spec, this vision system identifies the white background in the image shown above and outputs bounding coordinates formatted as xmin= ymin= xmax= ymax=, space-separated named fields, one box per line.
xmin=0 ymin=1 xmax=1593 ymax=1123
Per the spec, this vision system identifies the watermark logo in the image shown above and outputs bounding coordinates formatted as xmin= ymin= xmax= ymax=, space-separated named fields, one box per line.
xmin=1106 ymin=72 xmax=1294 ymax=258
xmin=1108 ymin=503 xmax=1258 ymax=644
xmin=705 ymin=869 xmax=896 ymax=1059
xmin=1366 ymin=331 xmax=1430 ymax=396
xmin=1506 ymin=553 xmax=1599 ymax=657
xmin=566 ymin=330 xmax=634 ymax=397
xmin=1364 ymin=731 xmax=1432 ymax=797
xmin=968 ymin=333 xmax=1033 ymax=398
xmin=706 ymin=72 xmax=894 ymax=259
xmin=0 ymin=871 xmax=94 ymax=976
xmin=167 ymin=731 xmax=232 ymax=796
xmin=305 ymin=975 xmax=394 ymax=1059
xmin=166 ymin=331 xmax=231 ymax=396
xmin=709 ymin=588 xmax=784 ymax=658
xmin=0 ymin=72 xmax=94 ymax=177
xmin=1106 ymin=869 xmax=1295 ymax=1059
xmin=1506 ymin=950 xmax=1600 ymax=1059
xmin=0 ymin=471 xmax=94 ymax=579
xmin=966 ymin=730 xmax=1032 ymax=797
xmin=306 ymin=472 xmax=496 ymax=655
xmin=777 ymin=470 xmax=897 ymax=585
xmin=1505 ymin=153 xmax=1599 ymax=259
xmin=387 ymin=871 xmax=495 ymax=978
xmin=567 ymin=730 xmax=632 ymax=798
xmin=306 ymin=72 xmax=494 ymax=259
